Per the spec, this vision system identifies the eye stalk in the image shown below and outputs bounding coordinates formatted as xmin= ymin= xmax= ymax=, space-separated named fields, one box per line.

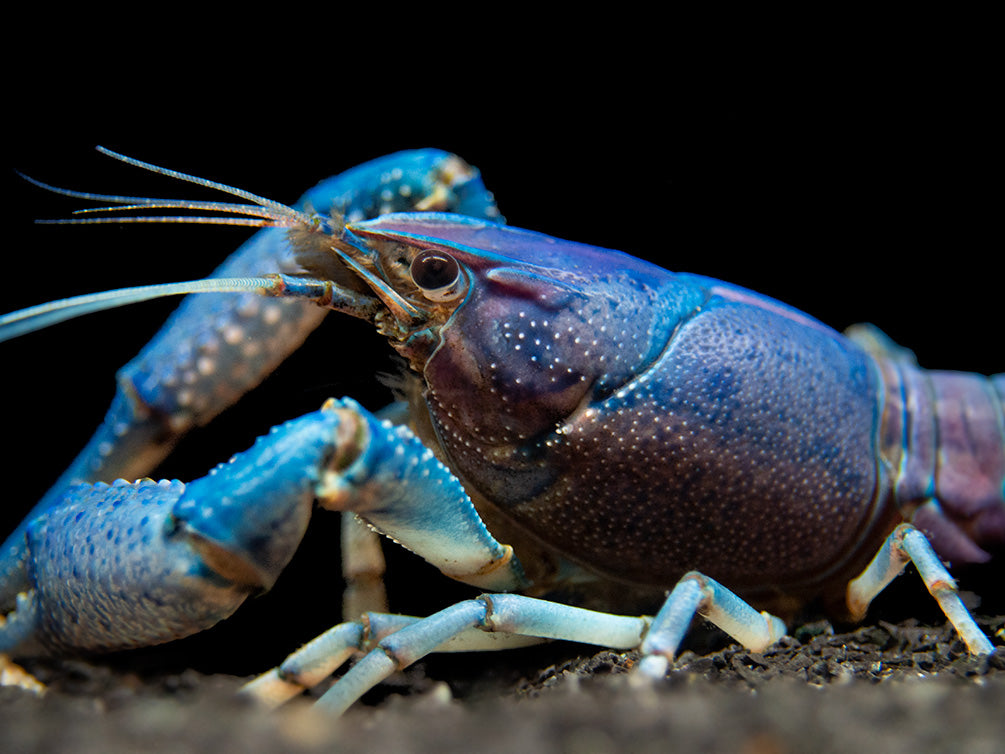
xmin=410 ymin=250 xmax=465 ymax=302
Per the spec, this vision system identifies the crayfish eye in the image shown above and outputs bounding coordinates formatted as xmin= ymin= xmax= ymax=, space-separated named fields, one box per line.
xmin=410 ymin=249 xmax=464 ymax=302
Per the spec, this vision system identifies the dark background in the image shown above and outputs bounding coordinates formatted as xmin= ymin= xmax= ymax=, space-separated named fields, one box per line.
xmin=3 ymin=71 xmax=999 ymax=673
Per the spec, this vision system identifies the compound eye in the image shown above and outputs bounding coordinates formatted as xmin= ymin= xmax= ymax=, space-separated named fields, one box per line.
xmin=410 ymin=250 xmax=464 ymax=302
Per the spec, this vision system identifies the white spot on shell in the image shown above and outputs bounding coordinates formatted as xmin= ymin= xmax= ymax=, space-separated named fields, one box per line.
xmin=223 ymin=324 xmax=244 ymax=345
xmin=196 ymin=357 xmax=216 ymax=376
xmin=262 ymin=304 xmax=282 ymax=326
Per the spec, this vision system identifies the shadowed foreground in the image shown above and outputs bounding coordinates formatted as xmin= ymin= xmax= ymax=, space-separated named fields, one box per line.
xmin=3 ymin=615 xmax=1003 ymax=753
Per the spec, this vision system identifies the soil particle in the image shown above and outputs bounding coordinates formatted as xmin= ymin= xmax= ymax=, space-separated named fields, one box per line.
xmin=3 ymin=615 xmax=1003 ymax=753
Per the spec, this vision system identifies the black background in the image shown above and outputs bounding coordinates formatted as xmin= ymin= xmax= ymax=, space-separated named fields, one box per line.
xmin=3 ymin=65 xmax=1000 ymax=672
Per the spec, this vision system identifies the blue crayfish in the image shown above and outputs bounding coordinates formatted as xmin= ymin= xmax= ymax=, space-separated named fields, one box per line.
xmin=1 ymin=148 xmax=1002 ymax=714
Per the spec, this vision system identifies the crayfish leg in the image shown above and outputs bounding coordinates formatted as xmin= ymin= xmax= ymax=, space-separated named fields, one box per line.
xmin=846 ymin=523 xmax=994 ymax=655
xmin=240 ymin=612 xmax=542 ymax=709
xmin=635 ymin=572 xmax=787 ymax=681
xmin=0 ymin=653 xmax=45 ymax=695
xmin=243 ymin=593 xmax=668 ymax=714
xmin=340 ymin=512 xmax=388 ymax=618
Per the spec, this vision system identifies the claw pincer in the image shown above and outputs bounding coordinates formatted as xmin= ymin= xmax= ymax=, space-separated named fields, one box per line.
xmin=1 ymin=405 xmax=339 ymax=653
xmin=0 ymin=398 xmax=525 ymax=656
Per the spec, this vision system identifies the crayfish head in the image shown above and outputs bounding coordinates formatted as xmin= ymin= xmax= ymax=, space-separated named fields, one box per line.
xmin=324 ymin=214 xmax=695 ymax=513
xmin=289 ymin=214 xmax=475 ymax=371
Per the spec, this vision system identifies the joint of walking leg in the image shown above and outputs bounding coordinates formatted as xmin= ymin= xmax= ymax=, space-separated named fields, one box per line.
xmin=478 ymin=594 xmax=499 ymax=632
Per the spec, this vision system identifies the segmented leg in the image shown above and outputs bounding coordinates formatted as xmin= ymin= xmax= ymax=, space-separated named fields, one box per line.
xmin=635 ymin=572 xmax=787 ymax=680
xmin=341 ymin=513 xmax=388 ymax=618
xmin=314 ymin=406 xmax=528 ymax=594
xmin=0 ymin=654 xmax=45 ymax=695
xmin=242 ymin=522 xmax=997 ymax=716
xmin=337 ymin=400 xmax=417 ymax=620
xmin=846 ymin=523 xmax=994 ymax=654
xmin=241 ymin=611 xmax=546 ymax=708
xmin=306 ymin=595 xmax=649 ymax=717
xmin=240 ymin=571 xmax=788 ymax=714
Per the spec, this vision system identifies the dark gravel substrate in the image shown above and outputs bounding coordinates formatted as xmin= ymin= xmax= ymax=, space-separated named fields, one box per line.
xmin=3 ymin=615 xmax=1003 ymax=753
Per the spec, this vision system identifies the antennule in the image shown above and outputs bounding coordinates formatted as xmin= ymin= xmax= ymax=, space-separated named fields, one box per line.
xmin=19 ymin=148 xmax=328 ymax=231
xmin=94 ymin=146 xmax=307 ymax=221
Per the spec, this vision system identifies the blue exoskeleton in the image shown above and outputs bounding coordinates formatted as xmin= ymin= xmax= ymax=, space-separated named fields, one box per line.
xmin=1 ymin=149 xmax=1002 ymax=715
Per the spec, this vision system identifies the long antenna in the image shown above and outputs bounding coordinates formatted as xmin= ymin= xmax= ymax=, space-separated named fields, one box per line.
xmin=4 ymin=148 xmax=371 ymax=341
xmin=0 ymin=277 xmax=283 ymax=343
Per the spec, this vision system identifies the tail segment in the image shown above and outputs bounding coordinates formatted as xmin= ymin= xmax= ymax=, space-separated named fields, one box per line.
xmin=854 ymin=324 xmax=1005 ymax=564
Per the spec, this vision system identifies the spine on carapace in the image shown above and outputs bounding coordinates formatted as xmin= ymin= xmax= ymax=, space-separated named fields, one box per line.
xmin=875 ymin=355 xmax=1005 ymax=564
